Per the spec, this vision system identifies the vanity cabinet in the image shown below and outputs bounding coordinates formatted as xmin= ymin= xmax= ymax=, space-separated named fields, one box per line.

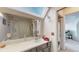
xmin=26 ymin=42 xmax=51 ymax=52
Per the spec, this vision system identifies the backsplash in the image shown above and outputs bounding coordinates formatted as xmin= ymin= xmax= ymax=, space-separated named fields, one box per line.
xmin=4 ymin=14 xmax=33 ymax=40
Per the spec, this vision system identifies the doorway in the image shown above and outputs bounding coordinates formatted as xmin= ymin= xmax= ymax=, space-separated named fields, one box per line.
xmin=57 ymin=7 xmax=79 ymax=52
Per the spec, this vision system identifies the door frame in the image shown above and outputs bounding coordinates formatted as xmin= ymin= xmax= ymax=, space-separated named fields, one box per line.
xmin=57 ymin=13 xmax=65 ymax=50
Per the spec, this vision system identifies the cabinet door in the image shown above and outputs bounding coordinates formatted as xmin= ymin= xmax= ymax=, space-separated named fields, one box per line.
xmin=31 ymin=48 xmax=37 ymax=52
xmin=25 ymin=48 xmax=37 ymax=52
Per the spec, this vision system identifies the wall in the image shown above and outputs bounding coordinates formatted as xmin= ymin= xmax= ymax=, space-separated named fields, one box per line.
xmin=0 ymin=13 xmax=8 ymax=41
xmin=64 ymin=8 xmax=79 ymax=16
xmin=65 ymin=12 xmax=79 ymax=41
xmin=58 ymin=7 xmax=79 ymax=16
xmin=43 ymin=8 xmax=58 ymax=52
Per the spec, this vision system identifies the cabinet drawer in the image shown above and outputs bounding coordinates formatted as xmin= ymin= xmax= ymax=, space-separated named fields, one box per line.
xmin=39 ymin=43 xmax=47 ymax=48
xmin=24 ymin=49 xmax=32 ymax=52
xmin=31 ymin=48 xmax=37 ymax=52
xmin=43 ymin=47 xmax=51 ymax=52
xmin=25 ymin=48 xmax=36 ymax=52
xmin=36 ymin=44 xmax=47 ymax=51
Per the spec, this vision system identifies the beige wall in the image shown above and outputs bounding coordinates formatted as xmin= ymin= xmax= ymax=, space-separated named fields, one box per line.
xmin=64 ymin=8 xmax=79 ymax=15
xmin=58 ymin=7 xmax=79 ymax=16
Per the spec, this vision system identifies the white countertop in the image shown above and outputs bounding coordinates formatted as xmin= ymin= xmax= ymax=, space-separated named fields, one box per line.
xmin=0 ymin=38 xmax=49 ymax=52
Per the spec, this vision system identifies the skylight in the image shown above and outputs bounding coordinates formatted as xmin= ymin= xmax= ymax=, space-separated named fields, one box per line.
xmin=23 ymin=7 xmax=45 ymax=15
xmin=10 ymin=7 xmax=47 ymax=16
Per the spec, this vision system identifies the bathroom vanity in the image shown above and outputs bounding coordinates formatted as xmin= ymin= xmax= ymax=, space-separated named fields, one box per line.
xmin=0 ymin=8 xmax=51 ymax=52
xmin=0 ymin=13 xmax=50 ymax=52
xmin=0 ymin=37 xmax=51 ymax=52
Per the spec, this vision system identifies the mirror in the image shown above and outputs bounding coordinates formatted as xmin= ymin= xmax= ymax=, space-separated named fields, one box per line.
xmin=0 ymin=13 xmax=34 ymax=41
